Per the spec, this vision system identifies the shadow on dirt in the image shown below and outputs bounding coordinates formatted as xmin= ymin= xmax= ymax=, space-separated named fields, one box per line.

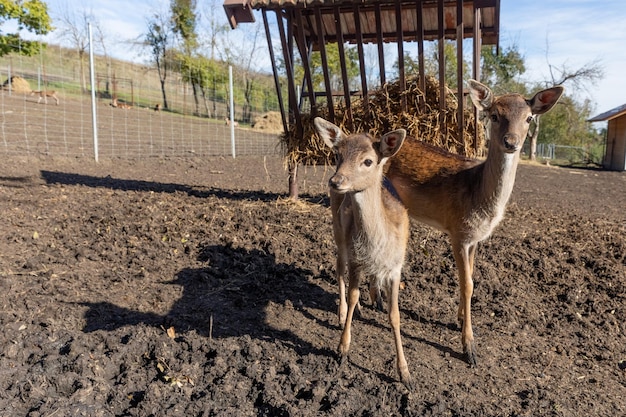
xmin=40 ymin=170 xmax=329 ymax=205
xmin=81 ymin=244 xmax=338 ymax=357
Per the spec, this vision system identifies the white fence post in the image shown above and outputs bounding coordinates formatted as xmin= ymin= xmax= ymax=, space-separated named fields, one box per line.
xmin=88 ymin=23 xmax=99 ymax=162
xmin=229 ymin=65 xmax=236 ymax=158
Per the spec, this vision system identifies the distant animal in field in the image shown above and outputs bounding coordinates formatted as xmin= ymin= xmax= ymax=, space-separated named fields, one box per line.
xmin=154 ymin=103 xmax=162 ymax=112
xmin=30 ymin=90 xmax=59 ymax=105
xmin=224 ymin=117 xmax=239 ymax=127
xmin=110 ymin=98 xmax=132 ymax=109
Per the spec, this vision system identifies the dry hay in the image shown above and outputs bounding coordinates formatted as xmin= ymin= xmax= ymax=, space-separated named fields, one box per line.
xmin=1 ymin=76 xmax=32 ymax=93
xmin=281 ymin=75 xmax=485 ymax=167
xmin=252 ymin=111 xmax=284 ymax=134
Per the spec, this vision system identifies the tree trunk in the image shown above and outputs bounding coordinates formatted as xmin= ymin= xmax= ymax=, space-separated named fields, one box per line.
xmin=160 ymin=79 xmax=169 ymax=110
xmin=79 ymin=51 xmax=87 ymax=93
xmin=192 ymin=82 xmax=200 ymax=116
xmin=201 ymin=88 xmax=211 ymax=118
xmin=528 ymin=115 xmax=541 ymax=161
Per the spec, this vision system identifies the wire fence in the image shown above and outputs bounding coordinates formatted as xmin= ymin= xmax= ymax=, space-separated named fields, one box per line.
xmin=524 ymin=142 xmax=601 ymax=165
xmin=0 ymin=44 xmax=284 ymax=159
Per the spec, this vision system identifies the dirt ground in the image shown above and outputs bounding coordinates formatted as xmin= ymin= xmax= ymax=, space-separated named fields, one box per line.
xmin=0 ymin=154 xmax=625 ymax=416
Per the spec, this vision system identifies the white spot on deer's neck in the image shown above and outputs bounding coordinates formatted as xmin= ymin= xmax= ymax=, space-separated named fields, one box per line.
xmin=352 ymin=187 xmax=400 ymax=283
xmin=478 ymin=151 xmax=519 ymax=236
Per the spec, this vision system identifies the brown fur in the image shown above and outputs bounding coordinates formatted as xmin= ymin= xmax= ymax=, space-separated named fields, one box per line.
xmin=385 ymin=80 xmax=564 ymax=365
xmin=30 ymin=90 xmax=59 ymax=105
xmin=314 ymin=117 xmax=414 ymax=388
xmin=110 ymin=98 xmax=132 ymax=109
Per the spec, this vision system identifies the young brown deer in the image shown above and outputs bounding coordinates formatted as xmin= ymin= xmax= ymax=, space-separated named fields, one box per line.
xmin=224 ymin=117 xmax=239 ymax=127
xmin=314 ymin=117 xmax=413 ymax=388
xmin=110 ymin=98 xmax=132 ymax=109
xmin=30 ymin=90 xmax=59 ymax=105
xmin=385 ymin=80 xmax=564 ymax=366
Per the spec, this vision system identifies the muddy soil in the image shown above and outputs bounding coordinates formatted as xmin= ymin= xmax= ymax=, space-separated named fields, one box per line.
xmin=0 ymin=155 xmax=625 ymax=416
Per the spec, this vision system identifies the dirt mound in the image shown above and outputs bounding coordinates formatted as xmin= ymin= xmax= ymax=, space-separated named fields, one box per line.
xmin=252 ymin=111 xmax=284 ymax=134
xmin=1 ymin=75 xmax=31 ymax=93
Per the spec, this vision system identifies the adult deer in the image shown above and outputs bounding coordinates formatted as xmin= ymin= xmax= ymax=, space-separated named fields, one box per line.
xmin=314 ymin=117 xmax=413 ymax=388
xmin=384 ymin=80 xmax=563 ymax=366
xmin=30 ymin=90 xmax=59 ymax=105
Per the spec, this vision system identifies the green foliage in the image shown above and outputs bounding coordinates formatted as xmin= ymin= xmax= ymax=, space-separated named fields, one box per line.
xmin=398 ymin=41 xmax=469 ymax=88
xmin=288 ymin=43 xmax=360 ymax=92
xmin=480 ymin=44 xmax=526 ymax=94
xmin=146 ymin=18 xmax=169 ymax=65
xmin=171 ymin=0 xmax=197 ymax=53
xmin=537 ymin=94 xmax=597 ymax=147
xmin=0 ymin=0 xmax=52 ymax=56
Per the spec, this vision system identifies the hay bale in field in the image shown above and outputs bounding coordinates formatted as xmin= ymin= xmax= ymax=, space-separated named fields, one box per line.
xmin=281 ymin=75 xmax=485 ymax=167
xmin=1 ymin=76 xmax=31 ymax=93
xmin=252 ymin=111 xmax=284 ymax=134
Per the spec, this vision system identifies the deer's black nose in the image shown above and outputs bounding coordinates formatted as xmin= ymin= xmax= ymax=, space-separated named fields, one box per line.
xmin=329 ymin=174 xmax=345 ymax=189
xmin=503 ymin=134 xmax=521 ymax=151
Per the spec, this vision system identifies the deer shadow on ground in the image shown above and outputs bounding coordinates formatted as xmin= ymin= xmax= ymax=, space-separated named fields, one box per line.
xmin=80 ymin=243 xmax=337 ymax=358
xmin=40 ymin=170 xmax=329 ymax=205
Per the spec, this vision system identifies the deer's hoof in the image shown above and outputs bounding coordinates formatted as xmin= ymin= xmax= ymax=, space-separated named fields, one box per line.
xmin=399 ymin=371 xmax=414 ymax=391
xmin=402 ymin=377 xmax=415 ymax=392
xmin=464 ymin=346 xmax=478 ymax=367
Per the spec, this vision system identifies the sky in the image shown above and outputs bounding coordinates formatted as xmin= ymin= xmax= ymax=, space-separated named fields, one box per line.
xmin=7 ymin=0 xmax=626 ymax=116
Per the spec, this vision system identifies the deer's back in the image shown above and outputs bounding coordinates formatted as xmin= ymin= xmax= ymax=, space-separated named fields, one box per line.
xmin=385 ymin=136 xmax=483 ymax=233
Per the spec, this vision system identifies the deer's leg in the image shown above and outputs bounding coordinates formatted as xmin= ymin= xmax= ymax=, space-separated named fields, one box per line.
xmin=453 ymin=241 xmax=477 ymax=366
xmin=387 ymin=275 xmax=412 ymax=389
xmin=338 ymin=266 xmax=361 ymax=357
xmin=336 ymin=248 xmax=348 ymax=327
xmin=369 ymin=280 xmax=384 ymax=312
xmin=456 ymin=244 xmax=476 ymax=324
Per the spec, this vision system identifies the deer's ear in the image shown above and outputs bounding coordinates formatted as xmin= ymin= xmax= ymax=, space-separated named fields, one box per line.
xmin=314 ymin=117 xmax=344 ymax=149
xmin=529 ymin=86 xmax=564 ymax=115
xmin=468 ymin=79 xmax=494 ymax=111
xmin=380 ymin=129 xmax=407 ymax=158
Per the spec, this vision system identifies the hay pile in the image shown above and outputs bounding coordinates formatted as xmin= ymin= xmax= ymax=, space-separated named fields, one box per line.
xmin=1 ymin=76 xmax=31 ymax=93
xmin=252 ymin=111 xmax=284 ymax=134
xmin=281 ymin=75 xmax=485 ymax=167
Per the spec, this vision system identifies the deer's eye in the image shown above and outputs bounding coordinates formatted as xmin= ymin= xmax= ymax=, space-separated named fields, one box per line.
xmin=363 ymin=159 xmax=373 ymax=167
xmin=490 ymin=114 xmax=498 ymax=122
xmin=526 ymin=115 xmax=534 ymax=123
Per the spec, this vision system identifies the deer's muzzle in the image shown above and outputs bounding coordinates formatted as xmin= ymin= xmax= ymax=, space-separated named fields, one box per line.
xmin=503 ymin=133 xmax=522 ymax=152
xmin=329 ymin=174 xmax=347 ymax=190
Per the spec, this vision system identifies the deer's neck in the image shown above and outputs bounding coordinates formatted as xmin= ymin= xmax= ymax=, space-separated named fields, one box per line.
xmin=352 ymin=184 xmax=385 ymax=236
xmin=478 ymin=149 xmax=520 ymax=217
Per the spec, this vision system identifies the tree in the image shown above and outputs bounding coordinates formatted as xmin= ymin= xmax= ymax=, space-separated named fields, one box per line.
xmin=480 ymin=44 xmax=526 ymax=94
xmin=220 ymin=16 xmax=270 ymax=122
xmin=527 ymin=58 xmax=604 ymax=161
xmin=145 ymin=11 xmax=173 ymax=110
xmin=398 ymin=41 xmax=470 ymax=89
xmin=55 ymin=6 xmax=106 ymax=93
xmin=171 ymin=0 xmax=201 ymax=114
xmin=178 ymin=54 xmax=224 ymax=118
xmin=0 ymin=0 xmax=52 ymax=57
xmin=285 ymin=43 xmax=360 ymax=94
xmin=198 ymin=0 xmax=229 ymax=115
